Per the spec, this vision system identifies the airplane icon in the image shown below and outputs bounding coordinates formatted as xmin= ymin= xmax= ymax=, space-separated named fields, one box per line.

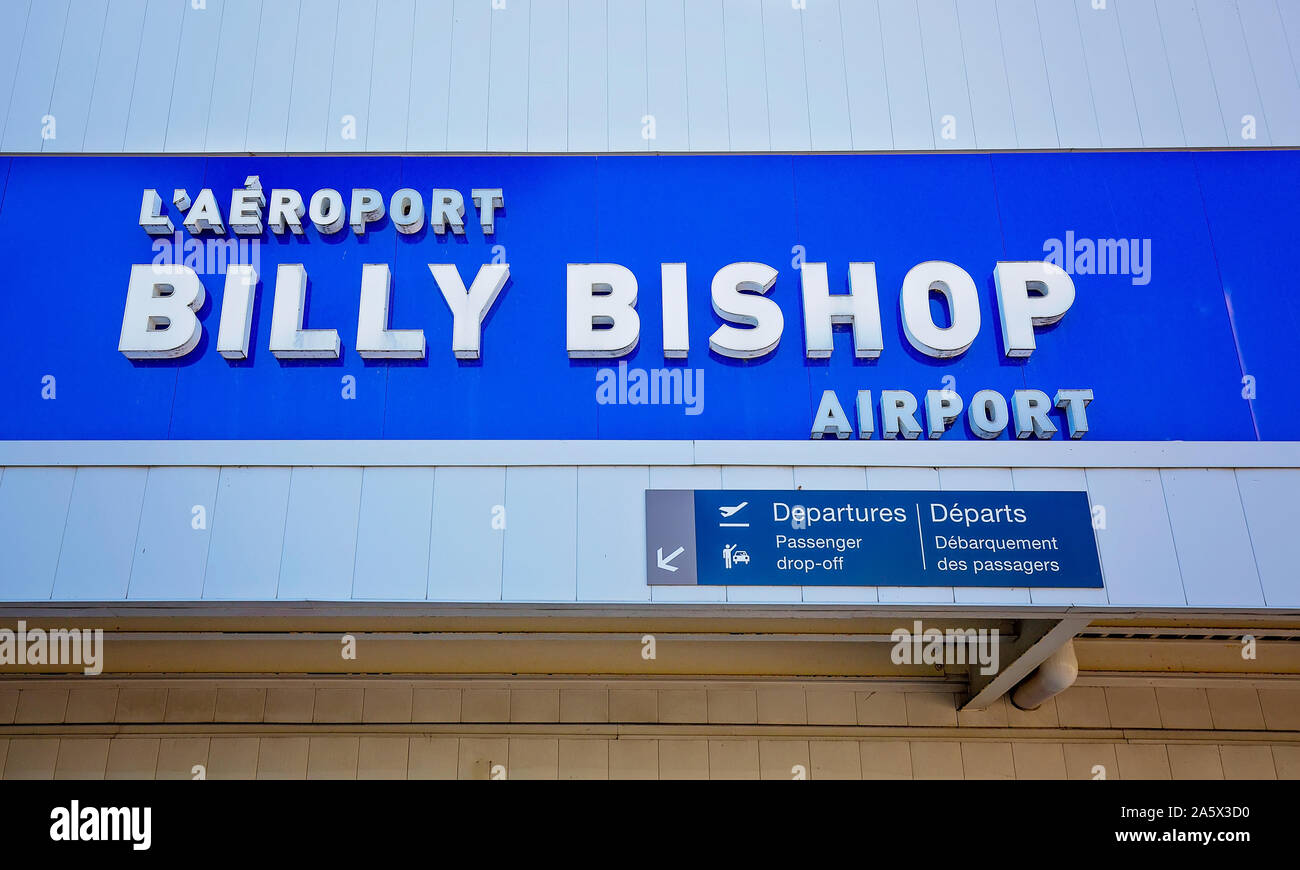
xmin=719 ymin=501 xmax=749 ymax=527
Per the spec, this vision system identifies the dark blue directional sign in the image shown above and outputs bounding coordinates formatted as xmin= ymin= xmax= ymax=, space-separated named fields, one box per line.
xmin=645 ymin=489 xmax=1104 ymax=588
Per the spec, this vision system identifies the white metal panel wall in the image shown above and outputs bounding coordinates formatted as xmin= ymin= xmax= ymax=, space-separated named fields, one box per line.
xmin=352 ymin=467 xmax=435 ymax=600
xmin=1 ymin=462 xmax=1296 ymax=607
xmin=127 ymin=466 xmax=220 ymax=600
xmin=0 ymin=467 xmax=73 ymax=601
xmin=202 ymin=466 xmax=291 ymax=599
xmin=243 ymin=0 xmax=299 ymax=152
xmin=1012 ymin=468 xmax=1107 ymax=607
xmin=2 ymin=0 xmax=1295 ymax=153
xmin=647 ymin=465 xmax=725 ymax=603
xmin=1 ymin=0 xmax=69 ymax=153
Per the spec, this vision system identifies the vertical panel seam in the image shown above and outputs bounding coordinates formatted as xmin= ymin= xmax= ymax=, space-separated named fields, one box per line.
xmin=874 ymin=0 xmax=894 ymax=149
xmin=911 ymin=0 xmax=935 ymax=149
xmin=500 ymin=468 xmax=509 ymax=600
xmin=0 ymin=0 xmax=34 ymax=149
xmin=797 ymin=0 xmax=813 ymax=149
xmin=401 ymin=0 xmax=417 ymax=151
xmin=601 ymin=0 xmax=608 ymax=151
xmin=1230 ymin=0 xmax=1274 ymax=146
xmin=719 ymin=0 xmax=731 ymax=150
xmin=272 ymin=0 xmax=305 ymax=152
xmin=1149 ymin=0 xmax=1194 ymax=146
xmin=422 ymin=466 xmax=438 ymax=601
xmin=47 ymin=468 xmax=79 ymax=602
xmin=199 ymin=468 xmax=224 ymax=599
xmin=230 ymin=0 xmax=266 ymax=152
xmin=562 ymin=0 xmax=570 ymax=152
xmin=574 ymin=467 xmax=583 ymax=598
xmin=346 ymin=469 xmax=364 ymax=599
xmin=1109 ymin=0 xmax=1148 ymax=147
xmin=273 ymin=467 xmax=294 ymax=599
xmin=680 ymin=0 xmax=691 ymax=151
xmin=483 ymin=0 xmax=495 ymax=150
xmin=446 ymin=1 xmax=456 ymax=150
xmin=1026 ymin=0 xmax=1060 ymax=147
xmin=1156 ymin=469 xmax=1191 ymax=607
xmin=835 ymin=0 xmax=853 ymax=148
xmin=37 ymin=0 xmax=74 ymax=153
xmin=1230 ymin=470 xmax=1269 ymax=607
xmin=321 ymin=0 xmax=344 ymax=149
xmin=1187 ymin=0 xmax=1235 ymax=146
xmin=360 ymin=0 xmax=381 ymax=150
xmin=642 ymin=0 xmax=649 ymax=153
xmin=1081 ymin=468 xmax=1112 ymax=605
xmin=571 ymin=466 xmax=579 ymax=600
xmin=202 ymin=0 xmax=236 ymax=152
xmin=123 ymin=469 xmax=151 ymax=600
xmin=759 ymin=0 xmax=771 ymax=149
xmin=156 ymin=1 xmax=194 ymax=152
xmin=1276 ymin=0 xmax=1300 ymax=92
xmin=76 ymin=0 xmax=113 ymax=152
xmin=349 ymin=469 xmax=366 ymax=599
xmin=525 ymin=0 xmax=534 ymax=152
xmin=180 ymin=0 xmax=226 ymax=152
xmin=949 ymin=0 xmax=978 ymax=149
xmin=990 ymin=0 xmax=1018 ymax=149
xmin=1067 ymin=0 xmax=1104 ymax=147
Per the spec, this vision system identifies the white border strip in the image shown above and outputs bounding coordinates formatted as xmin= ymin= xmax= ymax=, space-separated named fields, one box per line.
xmin=0 ymin=440 xmax=1297 ymax=468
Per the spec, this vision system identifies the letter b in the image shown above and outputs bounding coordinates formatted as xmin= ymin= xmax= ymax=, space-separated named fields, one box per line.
xmin=119 ymin=264 xmax=206 ymax=359
xmin=566 ymin=264 xmax=640 ymax=358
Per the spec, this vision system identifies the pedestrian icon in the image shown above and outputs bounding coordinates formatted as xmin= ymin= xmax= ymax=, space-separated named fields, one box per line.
xmin=723 ymin=544 xmax=750 ymax=569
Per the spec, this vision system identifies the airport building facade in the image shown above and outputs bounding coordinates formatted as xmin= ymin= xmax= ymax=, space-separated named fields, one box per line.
xmin=1 ymin=0 xmax=1299 ymax=780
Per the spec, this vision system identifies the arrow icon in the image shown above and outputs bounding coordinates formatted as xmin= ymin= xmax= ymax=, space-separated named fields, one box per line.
xmin=657 ymin=546 xmax=685 ymax=572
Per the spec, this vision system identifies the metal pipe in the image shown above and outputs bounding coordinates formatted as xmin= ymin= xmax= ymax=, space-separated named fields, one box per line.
xmin=1010 ymin=640 xmax=1078 ymax=710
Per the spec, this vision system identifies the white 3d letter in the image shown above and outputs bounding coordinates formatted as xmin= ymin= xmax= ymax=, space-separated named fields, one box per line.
xmin=216 ymin=264 xmax=258 ymax=360
xmin=269 ymin=264 xmax=340 ymax=359
xmin=800 ymin=262 xmax=883 ymax=359
xmin=431 ymin=263 xmax=510 ymax=360
xmin=357 ymin=263 xmax=425 ymax=359
xmin=900 ymin=261 xmax=980 ymax=359
xmin=709 ymin=262 xmax=782 ymax=360
xmin=567 ymin=264 xmax=640 ymax=358
xmin=119 ymin=264 xmax=206 ymax=359
xmin=994 ymin=261 xmax=1076 ymax=358
xmin=661 ymin=263 xmax=689 ymax=359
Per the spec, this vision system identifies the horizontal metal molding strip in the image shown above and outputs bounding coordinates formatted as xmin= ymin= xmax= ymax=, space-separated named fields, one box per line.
xmin=1 ymin=441 xmax=1298 ymax=468
xmin=4 ymin=148 xmax=1300 ymax=157
xmin=2 ymin=724 xmax=1296 ymax=743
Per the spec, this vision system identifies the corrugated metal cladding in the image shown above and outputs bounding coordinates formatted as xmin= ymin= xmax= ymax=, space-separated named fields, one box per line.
xmin=1 ymin=463 xmax=1296 ymax=608
xmin=1 ymin=0 xmax=1298 ymax=154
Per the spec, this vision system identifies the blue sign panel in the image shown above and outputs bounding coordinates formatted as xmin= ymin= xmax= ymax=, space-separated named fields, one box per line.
xmin=645 ymin=489 xmax=1104 ymax=588
xmin=0 ymin=151 xmax=1295 ymax=441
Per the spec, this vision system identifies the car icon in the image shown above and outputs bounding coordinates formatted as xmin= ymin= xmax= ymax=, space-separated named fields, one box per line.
xmin=732 ymin=551 xmax=750 ymax=565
